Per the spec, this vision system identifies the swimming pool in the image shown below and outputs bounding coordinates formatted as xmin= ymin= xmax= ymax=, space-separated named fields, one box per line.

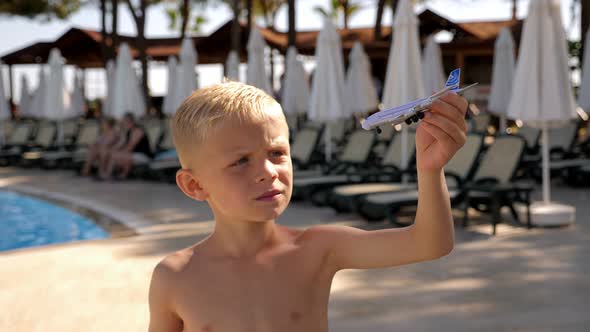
xmin=0 ymin=190 xmax=110 ymax=252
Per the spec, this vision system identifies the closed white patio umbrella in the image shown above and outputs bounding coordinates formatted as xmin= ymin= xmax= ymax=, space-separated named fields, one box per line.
xmin=112 ymin=43 xmax=146 ymax=119
xmin=69 ymin=72 xmax=85 ymax=117
xmin=29 ymin=69 xmax=47 ymax=119
xmin=382 ymin=0 xmax=424 ymax=170
xmin=18 ymin=75 xmax=32 ymax=118
xmin=162 ymin=56 xmax=178 ymax=116
xmin=345 ymin=42 xmax=379 ymax=115
xmin=421 ymin=35 xmax=445 ymax=96
xmin=246 ymin=28 xmax=272 ymax=94
xmin=225 ymin=51 xmax=240 ymax=81
xmin=43 ymin=48 xmax=72 ymax=145
xmin=488 ymin=27 xmax=516 ymax=134
xmin=281 ymin=46 xmax=310 ymax=116
xmin=507 ymin=0 xmax=577 ymax=226
xmin=175 ymin=38 xmax=198 ymax=109
xmin=308 ymin=19 xmax=347 ymax=161
xmin=103 ymin=60 xmax=115 ymax=117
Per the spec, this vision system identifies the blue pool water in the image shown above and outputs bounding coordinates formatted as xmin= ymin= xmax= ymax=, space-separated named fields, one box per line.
xmin=0 ymin=190 xmax=109 ymax=252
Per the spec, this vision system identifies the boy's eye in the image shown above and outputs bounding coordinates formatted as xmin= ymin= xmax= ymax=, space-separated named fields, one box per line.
xmin=231 ymin=157 xmax=249 ymax=167
xmin=270 ymin=150 xmax=286 ymax=158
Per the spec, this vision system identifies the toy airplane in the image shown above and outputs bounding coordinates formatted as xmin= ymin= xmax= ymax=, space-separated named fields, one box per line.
xmin=361 ymin=68 xmax=478 ymax=133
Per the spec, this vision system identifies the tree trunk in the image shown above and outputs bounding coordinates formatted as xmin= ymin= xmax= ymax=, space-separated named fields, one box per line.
xmin=180 ymin=0 xmax=189 ymax=39
xmin=108 ymin=0 xmax=119 ymax=60
xmin=246 ymin=0 xmax=253 ymax=34
xmin=582 ymin=0 xmax=590 ymax=63
xmin=288 ymin=0 xmax=295 ymax=47
xmin=374 ymin=0 xmax=385 ymax=41
xmin=391 ymin=0 xmax=398 ymax=18
xmin=341 ymin=0 xmax=347 ymax=30
xmin=100 ymin=0 xmax=108 ymax=55
xmin=511 ymin=0 xmax=517 ymax=21
xmin=231 ymin=0 xmax=241 ymax=53
xmin=99 ymin=0 xmax=109 ymax=64
xmin=138 ymin=0 xmax=149 ymax=111
xmin=125 ymin=0 xmax=150 ymax=112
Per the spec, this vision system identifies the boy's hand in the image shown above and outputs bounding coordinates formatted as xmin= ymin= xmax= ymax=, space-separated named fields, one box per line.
xmin=415 ymin=92 xmax=468 ymax=172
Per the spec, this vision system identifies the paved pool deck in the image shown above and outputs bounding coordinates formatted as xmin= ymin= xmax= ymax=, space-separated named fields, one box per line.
xmin=0 ymin=167 xmax=589 ymax=331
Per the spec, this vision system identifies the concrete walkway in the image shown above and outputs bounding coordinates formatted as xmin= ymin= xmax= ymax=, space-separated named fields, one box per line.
xmin=1 ymin=168 xmax=589 ymax=331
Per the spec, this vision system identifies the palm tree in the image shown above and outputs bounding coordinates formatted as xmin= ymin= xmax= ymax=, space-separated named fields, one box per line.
xmin=99 ymin=0 xmax=118 ymax=62
xmin=164 ymin=0 xmax=209 ymax=39
xmin=374 ymin=0 xmax=394 ymax=41
xmin=313 ymin=0 xmax=362 ymax=30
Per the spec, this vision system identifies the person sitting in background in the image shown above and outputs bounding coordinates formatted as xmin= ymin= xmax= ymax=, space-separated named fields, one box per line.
xmin=99 ymin=113 xmax=153 ymax=180
xmin=81 ymin=117 xmax=118 ymax=177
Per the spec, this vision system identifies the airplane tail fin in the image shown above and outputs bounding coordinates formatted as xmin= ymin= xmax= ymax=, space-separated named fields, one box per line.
xmin=445 ymin=68 xmax=461 ymax=91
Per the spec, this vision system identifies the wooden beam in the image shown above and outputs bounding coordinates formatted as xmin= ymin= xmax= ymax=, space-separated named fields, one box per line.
xmin=455 ymin=53 xmax=465 ymax=85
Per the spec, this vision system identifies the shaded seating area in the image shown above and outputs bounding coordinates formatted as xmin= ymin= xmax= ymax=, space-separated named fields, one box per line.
xmin=291 ymin=129 xmax=377 ymax=200
xmin=41 ymin=120 xmax=100 ymax=169
xmin=328 ymin=132 xmax=481 ymax=214
xmin=354 ymin=135 xmax=532 ymax=235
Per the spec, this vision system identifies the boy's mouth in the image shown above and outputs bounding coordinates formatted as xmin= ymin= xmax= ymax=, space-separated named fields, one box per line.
xmin=256 ymin=189 xmax=282 ymax=201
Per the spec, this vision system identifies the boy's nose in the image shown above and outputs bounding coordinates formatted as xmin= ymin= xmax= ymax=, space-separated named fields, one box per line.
xmin=256 ymin=160 xmax=279 ymax=183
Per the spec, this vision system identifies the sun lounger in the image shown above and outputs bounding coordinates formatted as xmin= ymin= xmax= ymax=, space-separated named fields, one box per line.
xmin=357 ymin=135 xmax=529 ymax=235
xmin=291 ymin=129 xmax=378 ymax=201
xmin=40 ymin=120 xmax=99 ymax=168
xmin=469 ymin=111 xmax=492 ymax=135
xmin=0 ymin=121 xmax=36 ymax=165
xmin=19 ymin=123 xmax=58 ymax=166
xmin=144 ymin=125 xmax=181 ymax=182
xmin=291 ymin=126 xmax=323 ymax=171
xmin=329 ymin=133 xmax=483 ymax=214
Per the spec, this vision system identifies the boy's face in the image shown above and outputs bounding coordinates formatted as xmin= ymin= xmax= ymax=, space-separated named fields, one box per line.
xmin=188 ymin=107 xmax=292 ymax=223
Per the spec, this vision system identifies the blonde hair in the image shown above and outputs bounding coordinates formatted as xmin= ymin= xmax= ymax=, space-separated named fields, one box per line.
xmin=171 ymin=81 xmax=284 ymax=167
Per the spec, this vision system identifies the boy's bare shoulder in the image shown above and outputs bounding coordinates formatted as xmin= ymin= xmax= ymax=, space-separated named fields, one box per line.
xmin=151 ymin=243 xmax=207 ymax=286
xmin=297 ymin=224 xmax=344 ymax=245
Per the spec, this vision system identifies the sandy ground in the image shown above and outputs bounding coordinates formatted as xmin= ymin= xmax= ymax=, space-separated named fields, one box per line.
xmin=1 ymin=167 xmax=589 ymax=331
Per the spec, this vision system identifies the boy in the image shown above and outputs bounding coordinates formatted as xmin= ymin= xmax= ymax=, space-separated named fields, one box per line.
xmin=148 ymin=82 xmax=468 ymax=332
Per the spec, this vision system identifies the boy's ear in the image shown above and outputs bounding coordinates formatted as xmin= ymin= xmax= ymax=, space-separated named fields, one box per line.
xmin=176 ymin=169 xmax=209 ymax=201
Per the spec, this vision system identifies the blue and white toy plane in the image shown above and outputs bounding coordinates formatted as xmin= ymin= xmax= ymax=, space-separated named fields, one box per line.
xmin=361 ymin=69 xmax=478 ymax=133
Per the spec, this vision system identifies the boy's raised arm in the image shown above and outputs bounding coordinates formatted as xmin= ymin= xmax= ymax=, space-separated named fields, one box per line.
xmin=148 ymin=263 xmax=184 ymax=332
xmin=308 ymin=92 xmax=467 ymax=272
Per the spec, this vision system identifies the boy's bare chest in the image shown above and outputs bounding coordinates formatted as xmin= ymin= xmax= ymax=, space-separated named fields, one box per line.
xmin=174 ymin=248 xmax=333 ymax=332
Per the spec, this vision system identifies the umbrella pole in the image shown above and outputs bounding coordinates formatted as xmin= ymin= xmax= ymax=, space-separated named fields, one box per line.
xmin=401 ymin=127 xmax=408 ymax=183
xmin=325 ymin=124 xmax=332 ymax=162
xmin=499 ymin=114 xmax=506 ymax=134
xmin=57 ymin=121 xmax=64 ymax=147
xmin=541 ymin=123 xmax=550 ymax=204
xmin=0 ymin=120 xmax=4 ymax=146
